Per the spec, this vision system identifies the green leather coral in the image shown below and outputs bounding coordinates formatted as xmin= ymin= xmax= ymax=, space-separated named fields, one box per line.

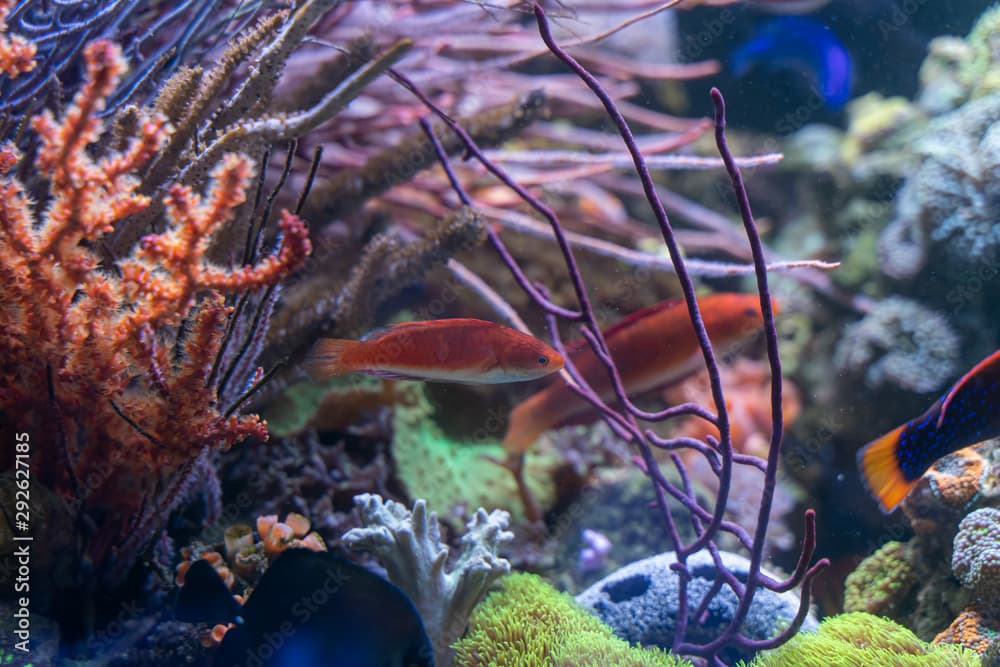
xmin=393 ymin=384 xmax=556 ymax=524
xmin=747 ymin=612 xmax=980 ymax=666
xmin=453 ymin=572 xmax=691 ymax=667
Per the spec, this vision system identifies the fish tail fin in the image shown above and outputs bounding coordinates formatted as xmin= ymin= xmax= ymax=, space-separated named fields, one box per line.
xmin=304 ymin=339 xmax=359 ymax=379
xmin=857 ymin=424 xmax=916 ymax=514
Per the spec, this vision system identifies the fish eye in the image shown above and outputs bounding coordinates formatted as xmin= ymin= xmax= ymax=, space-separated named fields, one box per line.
xmin=744 ymin=307 xmax=757 ymax=317
xmin=537 ymin=356 xmax=548 ymax=365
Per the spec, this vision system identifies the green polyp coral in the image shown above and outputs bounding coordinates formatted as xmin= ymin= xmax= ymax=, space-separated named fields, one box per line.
xmin=453 ymin=572 xmax=691 ymax=667
xmin=261 ymin=374 xmax=386 ymax=437
xmin=962 ymin=4 xmax=1000 ymax=99
xmin=840 ymin=93 xmax=919 ymax=164
xmin=919 ymin=5 xmax=1000 ymax=113
xmin=843 ymin=541 xmax=918 ymax=617
xmin=744 ymin=613 xmax=980 ymax=667
xmin=392 ymin=383 xmax=556 ymax=524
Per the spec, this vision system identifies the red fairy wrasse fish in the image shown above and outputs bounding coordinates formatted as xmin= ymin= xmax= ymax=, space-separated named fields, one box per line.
xmin=858 ymin=348 xmax=1000 ymax=513
xmin=502 ymin=293 xmax=774 ymax=455
xmin=305 ymin=319 xmax=564 ymax=384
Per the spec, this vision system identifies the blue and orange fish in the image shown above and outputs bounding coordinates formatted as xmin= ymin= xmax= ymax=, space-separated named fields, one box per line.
xmin=858 ymin=348 xmax=1000 ymax=513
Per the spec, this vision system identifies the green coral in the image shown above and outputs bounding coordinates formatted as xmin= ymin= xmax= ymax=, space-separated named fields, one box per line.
xmin=920 ymin=5 xmax=1000 ymax=113
xmin=843 ymin=541 xmax=918 ymax=617
xmin=392 ymin=384 xmax=555 ymax=524
xmin=962 ymin=4 xmax=1000 ymax=100
xmin=262 ymin=374 xmax=384 ymax=437
xmin=840 ymin=93 xmax=919 ymax=163
xmin=453 ymin=572 xmax=691 ymax=667
xmin=745 ymin=613 xmax=980 ymax=667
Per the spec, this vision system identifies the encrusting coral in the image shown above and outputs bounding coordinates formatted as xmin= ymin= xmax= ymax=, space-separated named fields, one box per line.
xmin=951 ymin=508 xmax=1000 ymax=602
xmin=342 ymin=493 xmax=513 ymax=667
xmin=935 ymin=508 xmax=1000 ymax=655
xmin=901 ymin=445 xmax=993 ymax=534
xmin=843 ymin=441 xmax=1000 ymax=647
xmin=877 ymin=91 xmax=1000 ymax=279
xmin=390 ymin=383 xmax=557 ymax=525
xmin=453 ymin=572 xmax=691 ymax=667
xmin=744 ymin=612 xmax=980 ymax=666
xmin=833 ymin=296 xmax=959 ymax=393
xmin=934 ymin=608 xmax=1000 ymax=656
xmin=0 ymin=40 xmax=310 ymax=592
xmin=843 ymin=541 xmax=919 ymax=618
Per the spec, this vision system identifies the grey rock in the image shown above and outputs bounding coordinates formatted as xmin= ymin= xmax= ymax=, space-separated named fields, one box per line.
xmin=575 ymin=549 xmax=817 ymax=663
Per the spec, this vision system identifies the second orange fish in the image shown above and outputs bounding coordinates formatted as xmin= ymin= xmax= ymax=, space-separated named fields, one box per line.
xmin=306 ymin=319 xmax=564 ymax=384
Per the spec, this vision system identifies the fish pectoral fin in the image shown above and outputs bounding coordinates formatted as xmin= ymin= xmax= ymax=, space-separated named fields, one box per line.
xmin=857 ymin=424 xmax=917 ymax=514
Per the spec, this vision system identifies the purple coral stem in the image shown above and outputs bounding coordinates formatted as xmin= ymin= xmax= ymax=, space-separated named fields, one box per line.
xmin=701 ymin=88 xmax=829 ymax=655
xmin=533 ymin=7 xmax=827 ymax=660
xmin=530 ymin=4 xmax=735 ymax=555
xmin=396 ymin=5 xmax=828 ymax=660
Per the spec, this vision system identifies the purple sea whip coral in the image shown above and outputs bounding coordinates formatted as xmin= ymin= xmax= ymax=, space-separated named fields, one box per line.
xmin=389 ymin=5 xmax=829 ymax=663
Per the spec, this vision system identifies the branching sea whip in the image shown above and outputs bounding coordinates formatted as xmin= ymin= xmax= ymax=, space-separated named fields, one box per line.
xmin=390 ymin=5 xmax=830 ymax=664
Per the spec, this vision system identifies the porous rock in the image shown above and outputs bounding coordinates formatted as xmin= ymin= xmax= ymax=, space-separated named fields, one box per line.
xmin=575 ymin=550 xmax=816 ymax=663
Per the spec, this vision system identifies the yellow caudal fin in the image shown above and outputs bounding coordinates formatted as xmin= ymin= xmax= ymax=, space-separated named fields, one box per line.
xmin=857 ymin=424 xmax=917 ymax=513
xmin=304 ymin=339 xmax=359 ymax=379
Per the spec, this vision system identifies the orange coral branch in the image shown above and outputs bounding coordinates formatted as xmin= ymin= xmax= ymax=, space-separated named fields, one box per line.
xmin=30 ymin=42 xmax=164 ymax=263
xmin=119 ymin=153 xmax=312 ymax=337
xmin=0 ymin=0 xmax=36 ymax=77
xmin=0 ymin=35 xmax=311 ymax=581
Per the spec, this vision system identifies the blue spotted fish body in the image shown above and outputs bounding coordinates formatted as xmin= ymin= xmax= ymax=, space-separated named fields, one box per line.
xmin=858 ymin=348 xmax=1000 ymax=512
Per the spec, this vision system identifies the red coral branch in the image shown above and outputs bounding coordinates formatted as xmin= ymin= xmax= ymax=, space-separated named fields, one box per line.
xmin=0 ymin=0 xmax=36 ymax=77
xmin=0 ymin=37 xmax=310 ymax=584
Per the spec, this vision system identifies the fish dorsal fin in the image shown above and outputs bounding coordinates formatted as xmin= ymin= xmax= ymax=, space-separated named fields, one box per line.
xmin=361 ymin=318 xmax=495 ymax=342
xmin=599 ymin=298 xmax=686 ymax=341
xmin=938 ymin=349 xmax=1000 ymax=429
xmin=360 ymin=321 xmax=421 ymax=342
xmin=360 ymin=324 xmax=394 ymax=342
xmin=562 ymin=298 xmax=686 ymax=359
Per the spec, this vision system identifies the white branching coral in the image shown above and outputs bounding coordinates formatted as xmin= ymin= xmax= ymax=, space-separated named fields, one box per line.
xmin=343 ymin=493 xmax=513 ymax=667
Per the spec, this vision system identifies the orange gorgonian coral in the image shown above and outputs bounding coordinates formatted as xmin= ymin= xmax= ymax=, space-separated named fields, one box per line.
xmin=0 ymin=39 xmax=311 ymax=584
xmin=0 ymin=0 xmax=36 ymax=77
